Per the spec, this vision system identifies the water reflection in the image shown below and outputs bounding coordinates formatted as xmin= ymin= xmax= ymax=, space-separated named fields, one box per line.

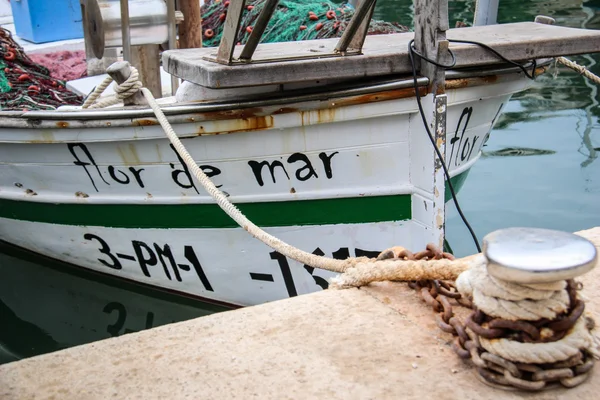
xmin=490 ymin=1 xmax=600 ymax=169
xmin=377 ymin=0 xmax=600 ymax=147
xmin=481 ymin=147 xmax=556 ymax=158
xmin=0 ymin=243 xmax=229 ymax=364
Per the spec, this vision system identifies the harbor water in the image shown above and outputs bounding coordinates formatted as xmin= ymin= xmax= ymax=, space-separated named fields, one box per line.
xmin=1 ymin=0 xmax=599 ymax=364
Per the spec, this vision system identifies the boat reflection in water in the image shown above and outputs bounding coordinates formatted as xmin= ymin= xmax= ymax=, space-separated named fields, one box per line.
xmin=0 ymin=242 xmax=230 ymax=364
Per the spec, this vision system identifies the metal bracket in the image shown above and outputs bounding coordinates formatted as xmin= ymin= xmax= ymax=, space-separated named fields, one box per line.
xmin=239 ymin=0 xmax=279 ymax=61
xmin=120 ymin=0 xmax=131 ymax=61
xmin=216 ymin=0 xmax=248 ymax=64
xmin=334 ymin=0 xmax=377 ymax=55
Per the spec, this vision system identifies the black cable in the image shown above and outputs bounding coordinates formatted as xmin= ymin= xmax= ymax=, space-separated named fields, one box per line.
xmin=447 ymin=39 xmax=538 ymax=79
xmin=408 ymin=42 xmax=457 ymax=69
xmin=407 ymin=37 xmax=539 ymax=253
xmin=407 ymin=39 xmax=481 ymax=253
xmin=409 ymin=39 xmax=537 ymax=78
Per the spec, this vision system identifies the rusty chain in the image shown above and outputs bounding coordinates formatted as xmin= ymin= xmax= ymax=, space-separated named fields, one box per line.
xmin=381 ymin=244 xmax=596 ymax=391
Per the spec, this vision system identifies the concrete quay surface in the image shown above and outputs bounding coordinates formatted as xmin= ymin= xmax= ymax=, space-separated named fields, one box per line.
xmin=1 ymin=227 xmax=599 ymax=399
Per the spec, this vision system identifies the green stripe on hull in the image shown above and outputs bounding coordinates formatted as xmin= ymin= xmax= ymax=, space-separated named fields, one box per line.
xmin=0 ymin=171 xmax=472 ymax=229
xmin=445 ymin=170 xmax=471 ymax=202
xmin=0 ymin=195 xmax=412 ymax=228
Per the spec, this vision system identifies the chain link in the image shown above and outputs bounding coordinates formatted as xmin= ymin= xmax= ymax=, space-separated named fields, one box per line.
xmin=387 ymin=244 xmax=596 ymax=391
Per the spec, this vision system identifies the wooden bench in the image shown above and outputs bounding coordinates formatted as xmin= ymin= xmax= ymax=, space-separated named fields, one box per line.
xmin=162 ymin=22 xmax=600 ymax=89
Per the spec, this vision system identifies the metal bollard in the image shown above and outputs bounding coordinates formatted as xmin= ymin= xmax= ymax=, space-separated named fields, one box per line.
xmin=483 ymin=227 xmax=597 ymax=284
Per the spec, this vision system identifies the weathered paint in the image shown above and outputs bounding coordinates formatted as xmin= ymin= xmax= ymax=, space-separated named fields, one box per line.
xmin=433 ymin=94 xmax=448 ymax=249
xmin=132 ymin=119 xmax=160 ymax=127
xmin=445 ymin=75 xmax=499 ymax=90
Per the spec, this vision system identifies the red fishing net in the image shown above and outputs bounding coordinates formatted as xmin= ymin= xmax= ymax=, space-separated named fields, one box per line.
xmin=1 ymin=27 xmax=84 ymax=111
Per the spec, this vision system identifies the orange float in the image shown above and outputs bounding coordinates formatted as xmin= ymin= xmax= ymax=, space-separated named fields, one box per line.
xmin=3 ymin=51 xmax=16 ymax=61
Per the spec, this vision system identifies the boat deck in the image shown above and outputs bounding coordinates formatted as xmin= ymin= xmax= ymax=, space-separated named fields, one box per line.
xmin=163 ymin=22 xmax=600 ymax=88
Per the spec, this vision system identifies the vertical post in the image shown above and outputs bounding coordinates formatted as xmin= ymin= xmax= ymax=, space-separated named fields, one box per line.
xmin=177 ymin=0 xmax=203 ymax=49
xmin=81 ymin=0 xmax=118 ymax=76
xmin=167 ymin=0 xmax=179 ymax=95
xmin=431 ymin=94 xmax=447 ymax=249
xmin=130 ymin=44 xmax=162 ymax=98
xmin=413 ymin=0 xmax=449 ymax=94
xmin=119 ymin=0 xmax=132 ymax=61
xmin=473 ymin=0 xmax=499 ymax=26
xmin=413 ymin=0 xmax=449 ymax=248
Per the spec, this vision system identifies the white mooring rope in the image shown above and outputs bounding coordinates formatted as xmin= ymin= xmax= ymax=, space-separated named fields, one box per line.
xmin=82 ymin=68 xmax=142 ymax=109
xmin=456 ymin=262 xmax=570 ymax=321
xmin=557 ymin=56 xmax=600 ymax=85
xmin=456 ymin=261 xmax=597 ymax=364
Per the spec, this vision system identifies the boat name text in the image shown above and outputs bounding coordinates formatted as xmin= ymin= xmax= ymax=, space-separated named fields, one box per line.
xmin=67 ymin=143 xmax=339 ymax=194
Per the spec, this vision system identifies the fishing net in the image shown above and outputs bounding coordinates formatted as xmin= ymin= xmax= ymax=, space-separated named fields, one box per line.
xmin=0 ymin=27 xmax=83 ymax=111
xmin=0 ymin=60 xmax=10 ymax=94
xmin=200 ymin=0 xmax=409 ymax=47
xmin=1 ymin=1 xmax=408 ymax=111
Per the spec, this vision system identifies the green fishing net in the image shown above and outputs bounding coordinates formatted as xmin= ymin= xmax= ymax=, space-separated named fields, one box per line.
xmin=0 ymin=61 xmax=10 ymax=94
xmin=200 ymin=0 xmax=409 ymax=47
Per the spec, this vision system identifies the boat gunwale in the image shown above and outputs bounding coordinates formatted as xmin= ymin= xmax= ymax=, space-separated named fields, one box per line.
xmin=0 ymin=61 xmax=550 ymax=127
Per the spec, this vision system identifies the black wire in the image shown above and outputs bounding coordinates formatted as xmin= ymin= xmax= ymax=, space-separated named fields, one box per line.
xmin=447 ymin=39 xmax=538 ymax=79
xmin=407 ymin=38 xmax=539 ymax=253
xmin=409 ymin=41 xmax=457 ymax=69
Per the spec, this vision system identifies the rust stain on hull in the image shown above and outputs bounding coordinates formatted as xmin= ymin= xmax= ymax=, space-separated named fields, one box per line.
xmin=132 ymin=119 xmax=159 ymax=126
xmin=333 ymin=87 xmax=429 ymax=108
xmin=444 ymin=67 xmax=546 ymax=90
xmin=117 ymin=143 xmax=142 ymax=165
xmin=196 ymin=115 xmax=274 ymax=135
xmin=445 ymin=75 xmax=499 ymax=90
xmin=300 ymin=108 xmax=337 ymax=126
xmin=191 ymin=107 xmax=266 ymax=122
xmin=26 ymin=130 xmax=56 ymax=143
xmin=19 ymin=72 xmax=539 ymax=142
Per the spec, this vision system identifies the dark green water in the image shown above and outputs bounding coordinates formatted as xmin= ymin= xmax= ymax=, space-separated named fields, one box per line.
xmin=1 ymin=0 xmax=599 ymax=364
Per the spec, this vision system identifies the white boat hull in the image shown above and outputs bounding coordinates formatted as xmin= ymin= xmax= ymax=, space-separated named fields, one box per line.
xmin=0 ymin=71 xmax=533 ymax=307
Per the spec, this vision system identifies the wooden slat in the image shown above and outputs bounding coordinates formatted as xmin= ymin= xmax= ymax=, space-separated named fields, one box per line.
xmin=414 ymin=0 xmax=449 ymax=93
xmin=177 ymin=0 xmax=203 ymax=49
xmin=162 ymin=22 xmax=600 ymax=89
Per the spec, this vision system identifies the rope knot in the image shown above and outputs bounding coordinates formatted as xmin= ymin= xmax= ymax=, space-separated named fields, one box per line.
xmin=112 ymin=67 xmax=143 ymax=99
xmin=82 ymin=65 xmax=144 ymax=109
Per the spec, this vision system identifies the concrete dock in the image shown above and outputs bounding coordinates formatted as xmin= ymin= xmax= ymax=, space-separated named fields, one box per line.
xmin=1 ymin=227 xmax=599 ymax=399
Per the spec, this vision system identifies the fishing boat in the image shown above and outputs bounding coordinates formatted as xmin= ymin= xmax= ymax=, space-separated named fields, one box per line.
xmin=1 ymin=0 xmax=600 ymax=307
